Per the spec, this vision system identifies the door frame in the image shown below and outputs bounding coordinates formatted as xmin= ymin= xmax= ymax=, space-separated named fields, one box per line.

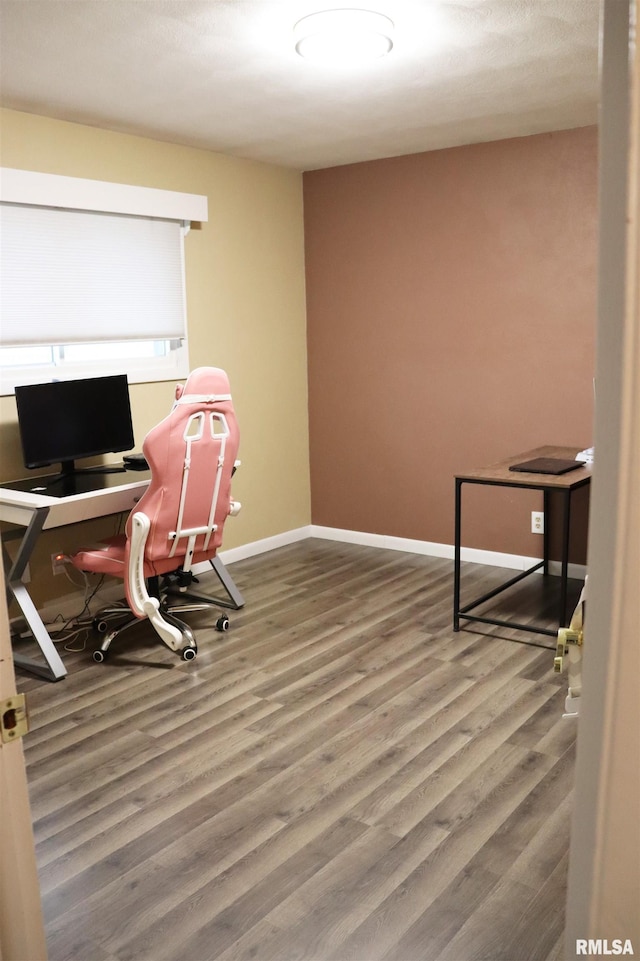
xmin=564 ymin=0 xmax=640 ymax=952
xmin=0 ymin=561 xmax=48 ymax=960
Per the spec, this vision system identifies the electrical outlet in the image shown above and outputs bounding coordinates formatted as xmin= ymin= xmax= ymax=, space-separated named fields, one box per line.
xmin=51 ymin=552 xmax=66 ymax=575
xmin=531 ymin=511 xmax=544 ymax=534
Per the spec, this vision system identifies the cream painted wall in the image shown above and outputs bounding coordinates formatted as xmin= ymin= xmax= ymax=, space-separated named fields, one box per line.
xmin=0 ymin=108 xmax=311 ymax=606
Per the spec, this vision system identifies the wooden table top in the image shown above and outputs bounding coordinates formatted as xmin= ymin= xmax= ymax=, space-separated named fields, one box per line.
xmin=456 ymin=445 xmax=592 ymax=489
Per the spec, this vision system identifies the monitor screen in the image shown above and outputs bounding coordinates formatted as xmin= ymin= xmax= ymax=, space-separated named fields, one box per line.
xmin=15 ymin=374 xmax=135 ymax=475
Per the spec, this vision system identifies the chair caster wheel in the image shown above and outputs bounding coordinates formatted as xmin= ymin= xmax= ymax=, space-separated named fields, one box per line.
xmin=182 ymin=646 xmax=197 ymax=661
xmin=93 ymin=649 xmax=107 ymax=663
xmin=216 ymin=614 xmax=230 ymax=632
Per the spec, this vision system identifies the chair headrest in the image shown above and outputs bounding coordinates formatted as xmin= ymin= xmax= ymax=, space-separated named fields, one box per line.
xmin=174 ymin=367 xmax=232 ymax=405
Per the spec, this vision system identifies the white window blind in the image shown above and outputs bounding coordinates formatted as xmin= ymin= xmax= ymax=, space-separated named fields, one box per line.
xmin=0 ymin=203 xmax=187 ymax=346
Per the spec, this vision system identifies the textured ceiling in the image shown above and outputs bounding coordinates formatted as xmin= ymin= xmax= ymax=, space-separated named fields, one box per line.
xmin=0 ymin=0 xmax=601 ymax=171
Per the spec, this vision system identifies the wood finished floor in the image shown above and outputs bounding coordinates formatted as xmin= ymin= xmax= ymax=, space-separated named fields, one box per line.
xmin=17 ymin=540 xmax=579 ymax=961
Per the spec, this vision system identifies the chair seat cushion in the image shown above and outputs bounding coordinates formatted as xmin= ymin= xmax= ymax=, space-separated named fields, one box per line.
xmin=70 ymin=535 xmax=216 ymax=580
xmin=70 ymin=535 xmax=127 ymax=578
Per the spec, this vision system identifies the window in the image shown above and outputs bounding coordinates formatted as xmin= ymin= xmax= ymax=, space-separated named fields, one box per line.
xmin=0 ymin=168 xmax=208 ymax=395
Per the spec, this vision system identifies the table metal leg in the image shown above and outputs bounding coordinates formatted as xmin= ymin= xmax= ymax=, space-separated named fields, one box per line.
xmin=453 ymin=478 xmax=462 ymax=630
xmin=9 ymin=581 xmax=67 ymax=681
xmin=543 ymin=488 xmax=550 ymax=575
xmin=209 ymin=555 xmax=245 ymax=609
xmin=3 ymin=505 xmax=68 ymax=681
xmin=165 ymin=555 xmax=245 ymax=612
xmin=560 ymin=488 xmax=572 ymax=627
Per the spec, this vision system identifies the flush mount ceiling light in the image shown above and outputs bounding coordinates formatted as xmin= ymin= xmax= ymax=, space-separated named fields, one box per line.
xmin=294 ymin=8 xmax=394 ymax=65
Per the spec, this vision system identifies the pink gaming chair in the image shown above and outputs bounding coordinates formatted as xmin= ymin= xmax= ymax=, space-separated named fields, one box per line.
xmin=70 ymin=367 xmax=241 ymax=663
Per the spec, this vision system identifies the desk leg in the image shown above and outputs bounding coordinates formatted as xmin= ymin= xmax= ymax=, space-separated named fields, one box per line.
xmin=3 ymin=506 xmax=67 ymax=681
xmin=453 ymin=479 xmax=462 ymax=631
xmin=8 ymin=581 xmax=67 ymax=681
xmin=166 ymin=556 xmax=245 ymax=612
xmin=560 ymin=489 xmax=572 ymax=627
xmin=209 ymin=555 xmax=245 ymax=609
xmin=543 ymin=489 xmax=550 ymax=575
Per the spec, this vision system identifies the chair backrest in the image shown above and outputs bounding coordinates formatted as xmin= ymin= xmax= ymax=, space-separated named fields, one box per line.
xmin=129 ymin=367 xmax=240 ymax=575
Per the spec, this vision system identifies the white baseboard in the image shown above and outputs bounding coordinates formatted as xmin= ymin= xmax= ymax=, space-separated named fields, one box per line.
xmin=26 ymin=525 xmax=586 ymax=627
xmin=213 ymin=526 xmax=313 ymax=567
xmin=272 ymin=525 xmax=587 ymax=580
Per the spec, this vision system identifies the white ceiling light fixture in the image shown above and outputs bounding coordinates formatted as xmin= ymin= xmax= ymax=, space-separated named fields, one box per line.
xmin=294 ymin=8 xmax=394 ymax=65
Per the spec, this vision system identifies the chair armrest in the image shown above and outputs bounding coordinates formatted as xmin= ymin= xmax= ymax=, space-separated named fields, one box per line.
xmin=127 ymin=512 xmax=185 ymax=653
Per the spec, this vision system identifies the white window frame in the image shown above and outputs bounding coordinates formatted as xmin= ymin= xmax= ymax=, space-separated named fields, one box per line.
xmin=0 ymin=168 xmax=208 ymax=395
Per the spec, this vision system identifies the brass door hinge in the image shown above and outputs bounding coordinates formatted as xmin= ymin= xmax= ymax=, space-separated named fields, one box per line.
xmin=554 ymin=627 xmax=584 ymax=673
xmin=1 ymin=694 xmax=29 ymax=743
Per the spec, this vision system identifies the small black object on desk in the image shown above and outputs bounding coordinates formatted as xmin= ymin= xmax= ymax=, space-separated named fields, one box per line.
xmin=509 ymin=457 xmax=582 ymax=475
xmin=123 ymin=453 xmax=149 ymax=470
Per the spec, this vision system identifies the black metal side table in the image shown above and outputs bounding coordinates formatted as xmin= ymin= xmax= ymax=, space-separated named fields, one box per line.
xmin=453 ymin=445 xmax=591 ymax=645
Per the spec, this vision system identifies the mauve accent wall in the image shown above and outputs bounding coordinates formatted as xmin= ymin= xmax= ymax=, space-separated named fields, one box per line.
xmin=304 ymin=127 xmax=597 ymax=559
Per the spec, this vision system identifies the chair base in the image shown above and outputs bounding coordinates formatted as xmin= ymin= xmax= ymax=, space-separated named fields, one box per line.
xmin=91 ymin=578 xmax=232 ymax=662
xmin=92 ymin=605 xmax=198 ymax=661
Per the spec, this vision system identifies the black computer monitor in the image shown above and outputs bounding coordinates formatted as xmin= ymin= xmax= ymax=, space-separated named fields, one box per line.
xmin=15 ymin=374 xmax=135 ymax=477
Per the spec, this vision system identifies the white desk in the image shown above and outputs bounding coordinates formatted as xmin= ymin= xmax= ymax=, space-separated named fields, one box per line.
xmin=0 ymin=468 xmax=244 ymax=681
